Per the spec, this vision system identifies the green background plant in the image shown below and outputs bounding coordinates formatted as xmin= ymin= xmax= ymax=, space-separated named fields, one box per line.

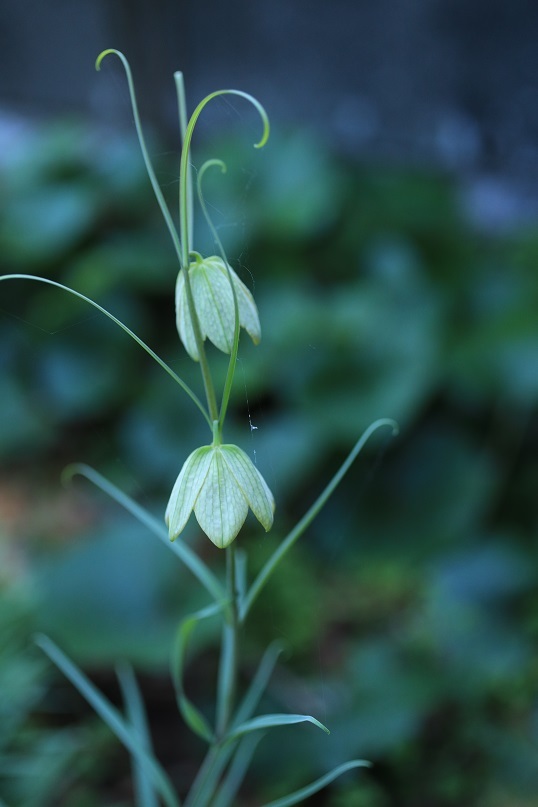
xmin=1 ymin=74 xmax=538 ymax=803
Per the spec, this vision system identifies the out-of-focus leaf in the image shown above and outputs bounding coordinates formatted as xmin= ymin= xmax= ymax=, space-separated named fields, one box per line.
xmin=36 ymin=635 xmax=180 ymax=807
xmin=32 ymin=518 xmax=191 ymax=665
xmin=0 ymin=185 xmax=99 ymax=266
xmin=260 ymin=760 xmax=371 ymax=807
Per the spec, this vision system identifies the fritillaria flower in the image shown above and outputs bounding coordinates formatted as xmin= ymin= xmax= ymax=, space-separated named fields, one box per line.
xmin=176 ymin=254 xmax=261 ymax=361
xmin=166 ymin=443 xmax=274 ymax=548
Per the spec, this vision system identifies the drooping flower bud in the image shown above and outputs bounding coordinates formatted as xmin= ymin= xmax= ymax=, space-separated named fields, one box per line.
xmin=166 ymin=443 xmax=274 ymax=549
xmin=175 ymin=254 xmax=261 ymax=361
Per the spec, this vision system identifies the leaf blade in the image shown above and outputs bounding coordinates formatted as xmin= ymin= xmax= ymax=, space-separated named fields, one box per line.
xmin=233 ymin=641 xmax=283 ymax=727
xmin=260 ymin=760 xmax=372 ymax=807
xmin=64 ymin=463 xmax=224 ymax=603
xmin=211 ymin=733 xmax=264 ymax=807
xmin=117 ymin=663 xmax=159 ymax=807
xmin=36 ymin=635 xmax=180 ymax=807
xmin=227 ymin=713 xmax=330 ymax=743
xmin=171 ymin=602 xmax=225 ymax=743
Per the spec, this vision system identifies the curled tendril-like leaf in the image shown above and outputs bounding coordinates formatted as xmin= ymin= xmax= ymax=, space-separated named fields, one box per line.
xmin=95 ymin=49 xmax=183 ymax=265
xmin=179 ymin=88 xmax=269 ymax=266
xmin=176 ymin=89 xmax=268 ymax=402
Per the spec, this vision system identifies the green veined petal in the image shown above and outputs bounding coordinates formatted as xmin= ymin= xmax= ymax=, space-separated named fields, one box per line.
xmin=230 ymin=270 xmax=261 ymax=345
xmin=175 ymin=270 xmax=200 ymax=361
xmin=166 ymin=446 xmax=213 ymax=540
xmin=194 ymin=449 xmax=248 ymax=548
xmin=221 ymin=445 xmax=274 ymax=531
xmin=193 ymin=260 xmax=235 ymax=353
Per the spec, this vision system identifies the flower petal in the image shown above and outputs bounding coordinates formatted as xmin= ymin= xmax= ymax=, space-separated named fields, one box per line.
xmin=194 ymin=449 xmax=249 ymax=548
xmin=192 ymin=261 xmax=235 ymax=354
xmin=220 ymin=445 xmax=274 ymax=532
xmin=175 ymin=271 xmax=200 ymax=361
xmin=166 ymin=445 xmax=213 ymax=539
xmin=232 ymin=272 xmax=261 ymax=345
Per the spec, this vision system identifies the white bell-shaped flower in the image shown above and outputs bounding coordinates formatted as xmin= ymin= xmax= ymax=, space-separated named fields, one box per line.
xmin=166 ymin=443 xmax=274 ymax=549
xmin=176 ymin=254 xmax=261 ymax=361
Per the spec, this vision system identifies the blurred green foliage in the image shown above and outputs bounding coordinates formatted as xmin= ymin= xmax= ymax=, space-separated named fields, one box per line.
xmin=2 ymin=119 xmax=538 ymax=806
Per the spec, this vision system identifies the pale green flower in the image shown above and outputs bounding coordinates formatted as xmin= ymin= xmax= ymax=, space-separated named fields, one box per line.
xmin=175 ymin=254 xmax=261 ymax=361
xmin=166 ymin=443 xmax=274 ymax=549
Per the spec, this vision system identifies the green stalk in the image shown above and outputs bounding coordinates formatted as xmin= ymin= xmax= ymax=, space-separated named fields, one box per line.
xmin=174 ymin=71 xmax=194 ymax=249
xmin=96 ymin=50 xmax=183 ymax=267
xmin=216 ymin=545 xmax=238 ymax=737
xmin=183 ymin=546 xmax=239 ymax=806
xmin=97 ymin=50 xmax=218 ymax=426
xmin=177 ymin=134 xmax=218 ymax=424
xmin=183 ymin=745 xmax=221 ymax=807
xmin=177 ymin=89 xmax=269 ymax=428
xmin=195 ymin=160 xmax=240 ymax=434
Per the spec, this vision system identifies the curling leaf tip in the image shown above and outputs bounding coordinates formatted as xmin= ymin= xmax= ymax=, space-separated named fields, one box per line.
xmin=95 ymin=48 xmax=121 ymax=71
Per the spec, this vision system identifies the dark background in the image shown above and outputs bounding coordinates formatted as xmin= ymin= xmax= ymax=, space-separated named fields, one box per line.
xmin=3 ymin=0 xmax=538 ymax=181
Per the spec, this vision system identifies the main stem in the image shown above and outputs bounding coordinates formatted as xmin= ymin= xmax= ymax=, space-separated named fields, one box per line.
xmin=177 ymin=84 xmax=219 ymax=426
xmin=216 ymin=544 xmax=238 ymax=737
xmin=185 ymin=547 xmax=238 ymax=807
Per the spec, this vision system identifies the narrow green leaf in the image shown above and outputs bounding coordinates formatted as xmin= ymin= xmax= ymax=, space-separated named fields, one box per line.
xmin=36 ymin=635 xmax=180 ymax=807
xmin=184 ymin=623 xmax=276 ymax=807
xmin=242 ymin=418 xmax=398 ymax=619
xmin=171 ymin=602 xmax=225 ymax=742
xmin=183 ymin=746 xmax=227 ymax=807
xmin=64 ymin=463 xmax=224 ymax=603
xmin=211 ymin=733 xmax=264 ymax=807
xmin=260 ymin=760 xmax=372 ymax=807
xmin=215 ymin=621 xmax=237 ymax=736
xmin=178 ymin=88 xmax=269 ymax=268
xmin=96 ymin=50 xmax=184 ymax=268
xmin=233 ymin=641 xmax=283 ymax=726
xmin=117 ymin=663 xmax=159 ymax=807
xmin=227 ymin=713 xmax=330 ymax=743
xmin=234 ymin=548 xmax=248 ymax=617
xmin=0 ymin=274 xmax=210 ymax=426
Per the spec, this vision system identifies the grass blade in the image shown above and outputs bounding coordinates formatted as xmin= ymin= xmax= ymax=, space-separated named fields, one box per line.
xmin=117 ymin=663 xmax=159 ymax=807
xmin=185 ymin=642 xmax=283 ymax=807
xmin=36 ymin=635 xmax=180 ymax=807
xmin=260 ymin=760 xmax=372 ymax=807
xmin=211 ymin=733 xmax=264 ymax=807
xmin=171 ymin=602 xmax=225 ymax=743
xmin=64 ymin=463 xmax=224 ymax=604
xmin=0 ymin=274 xmax=210 ymax=426
xmin=242 ymin=418 xmax=398 ymax=619
xmin=233 ymin=641 xmax=283 ymax=726
xmin=227 ymin=713 xmax=330 ymax=743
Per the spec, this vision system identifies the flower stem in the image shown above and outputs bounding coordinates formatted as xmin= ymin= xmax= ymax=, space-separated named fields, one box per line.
xmin=177 ymin=103 xmax=219 ymax=425
xmin=177 ymin=89 xmax=269 ymax=429
xmin=184 ymin=546 xmax=239 ymax=807
xmin=216 ymin=544 xmax=238 ymax=737
xmin=174 ymin=71 xmax=193 ymax=248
